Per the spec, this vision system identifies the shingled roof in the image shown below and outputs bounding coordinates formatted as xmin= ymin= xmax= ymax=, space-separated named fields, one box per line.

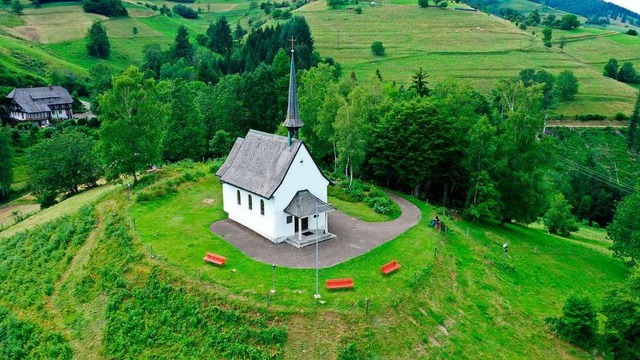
xmin=216 ymin=130 xmax=305 ymax=198
xmin=283 ymin=51 xmax=304 ymax=130
xmin=6 ymin=86 xmax=73 ymax=113
xmin=284 ymin=190 xmax=334 ymax=217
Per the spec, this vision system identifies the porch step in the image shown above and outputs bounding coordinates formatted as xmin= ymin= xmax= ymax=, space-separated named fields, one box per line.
xmin=284 ymin=233 xmax=336 ymax=249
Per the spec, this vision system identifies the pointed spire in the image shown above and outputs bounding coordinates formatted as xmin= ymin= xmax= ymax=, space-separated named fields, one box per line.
xmin=283 ymin=37 xmax=303 ymax=146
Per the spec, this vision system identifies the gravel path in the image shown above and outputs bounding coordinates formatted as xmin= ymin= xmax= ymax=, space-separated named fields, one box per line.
xmin=210 ymin=193 xmax=421 ymax=269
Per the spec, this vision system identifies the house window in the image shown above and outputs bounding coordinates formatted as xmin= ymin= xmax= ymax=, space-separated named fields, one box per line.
xmin=248 ymin=195 xmax=253 ymax=210
xmin=260 ymin=200 xmax=265 ymax=215
xmin=286 ymin=216 xmax=293 ymax=224
xmin=237 ymin=190 xmax=241 ymax=205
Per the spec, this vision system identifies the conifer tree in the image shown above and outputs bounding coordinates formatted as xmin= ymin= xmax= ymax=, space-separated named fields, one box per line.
xmin=86 ymin=21 xmax=111 ymax=59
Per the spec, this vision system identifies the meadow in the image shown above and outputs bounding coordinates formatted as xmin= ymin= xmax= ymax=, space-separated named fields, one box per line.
xmin=300 ymin=0 xmax=639 ymax=116
xmin=1 ymin=0 xmax=638 ymax=116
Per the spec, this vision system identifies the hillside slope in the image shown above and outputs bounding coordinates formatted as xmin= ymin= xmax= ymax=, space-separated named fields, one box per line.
xmin=0 ymin=163 xmax=617 ymax=358
xmin=300 ymin=0 xmax=639 ymax=117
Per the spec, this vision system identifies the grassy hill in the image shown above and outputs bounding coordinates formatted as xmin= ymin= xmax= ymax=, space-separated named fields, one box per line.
xmin=0 ymin=162 xmax=628 ymax=358
xmin=300 ymin=0 xmax=640 ymax=117
xmin=1 ymin=0 xmax=639 ymax=117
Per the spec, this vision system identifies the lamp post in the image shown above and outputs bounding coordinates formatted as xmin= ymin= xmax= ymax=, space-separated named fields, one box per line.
xmin=314 ymin=203 xmax=321 ymax=302
xmin=271 ymin=264 xmax=276 ymax=294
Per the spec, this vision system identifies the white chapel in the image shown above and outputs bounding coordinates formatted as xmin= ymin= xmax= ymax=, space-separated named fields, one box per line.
xmin=216 ymin=48 xmax=335 ymax=248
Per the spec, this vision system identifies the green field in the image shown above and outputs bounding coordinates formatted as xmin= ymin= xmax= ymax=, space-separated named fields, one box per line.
xmin=299 ymin=0 xmax=640 ymax=116
xmin=0 ymin=160 xmax=630 ymax=358
xmin=127 ymin=163 xmax=627 ymax=358
xmin=1 ymin=0 xmax=638 ymax=116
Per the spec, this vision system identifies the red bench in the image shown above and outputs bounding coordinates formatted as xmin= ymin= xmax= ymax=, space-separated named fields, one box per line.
xmin=381 ymin=260 xmax=400 ymax=275
xmin=326 ymin=278 xmax=354 ymax=290
xmin=203 ymin=252 xmax=227 ymax=266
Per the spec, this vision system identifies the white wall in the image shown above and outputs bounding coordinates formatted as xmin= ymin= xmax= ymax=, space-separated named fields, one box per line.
xmin=273 ymin=144 xmax=330 ymax=241
xmin=222 ymin=183 xmax=277 ymax=241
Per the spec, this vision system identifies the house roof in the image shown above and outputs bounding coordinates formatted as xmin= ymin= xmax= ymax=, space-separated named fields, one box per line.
xmin=284 ymin=190 xmax=334 ymax=217
xmin=6 ymin=86 xmax=73 ymax=113
xmin=216 ymin=130 xmax=306 ymax=198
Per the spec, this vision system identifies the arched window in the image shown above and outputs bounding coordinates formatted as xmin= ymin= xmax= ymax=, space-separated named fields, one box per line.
xmin=248 ymin=195 xmax=253 ymax=210
xmin=237 ymin=190 xmax=241 ymax=205
xmin=260 ymin=200 xmax=265 ymax=215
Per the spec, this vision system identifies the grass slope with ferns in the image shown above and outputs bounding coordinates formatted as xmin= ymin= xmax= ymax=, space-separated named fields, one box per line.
xmin=0 ymin=161 xmax=626 ymax=358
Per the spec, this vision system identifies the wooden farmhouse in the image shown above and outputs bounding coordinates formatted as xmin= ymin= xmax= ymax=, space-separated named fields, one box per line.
xmin=6 ymin=86 xmax=73 ymax=127
xmin=216 ymin=50 xmax=335 ymax=248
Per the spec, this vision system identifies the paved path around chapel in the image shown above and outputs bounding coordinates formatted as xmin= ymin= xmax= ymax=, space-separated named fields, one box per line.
xmin=210 ymin=194 xmax=421 ymax=269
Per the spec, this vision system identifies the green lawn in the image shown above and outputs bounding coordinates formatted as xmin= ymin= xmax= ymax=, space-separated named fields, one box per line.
xmin=126 ymin=163 xmax=628 ymax=357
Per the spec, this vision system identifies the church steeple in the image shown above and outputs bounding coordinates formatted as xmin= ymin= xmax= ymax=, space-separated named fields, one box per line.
xmin=283 ymin=37 xmax=303 ymax=146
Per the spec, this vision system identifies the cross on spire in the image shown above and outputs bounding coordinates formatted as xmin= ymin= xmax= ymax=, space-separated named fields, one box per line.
xmin=289 ymin=36 xmax=296 ymax=53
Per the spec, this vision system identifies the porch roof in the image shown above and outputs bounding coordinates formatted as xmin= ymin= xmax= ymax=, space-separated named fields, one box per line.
xmin=284 ymin=190 xmax=334 ymax=218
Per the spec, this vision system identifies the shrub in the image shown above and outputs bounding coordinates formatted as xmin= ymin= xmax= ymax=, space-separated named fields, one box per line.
xmin=173 ymin=4 xmax=198 ymax=19
xmin=547 ymin=294 xmax=598 ymax=348
xmin=614 ymin=112 xmax=629 ymax=121
xmin=366 ymin=196 xmax=393 ymax=214
xmin=83 ymin=0 xmax=128 ymax=17
xmin=371 ymin=41 xmax=385 ymax=56
xmin=354 ymin=6 xmax=361 ymax=14
xmin=418 ymin=0 xmax=428 ymax=8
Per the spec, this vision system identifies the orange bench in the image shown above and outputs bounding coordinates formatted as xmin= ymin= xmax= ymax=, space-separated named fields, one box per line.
xmin=326 ymin=278 xmax=354 ymax=290
xmin=203 ymin=252 xmax=227 ymax=266
xmin=381 ymin=260 xmax=400 ymax=275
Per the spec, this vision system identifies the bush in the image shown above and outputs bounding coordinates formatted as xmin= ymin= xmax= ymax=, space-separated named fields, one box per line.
xmin=354 ymin=6 xmax=361 ymax=14
xmin=173 ymin=4 xmax=198 ymax=18
xmin=83 ymin=0 xmax=128 ymax=17
xmin=368 ymin=196 xmax=392 ymax=214
xmin=418 ymin=0 xmax=428 ymax=7
xmin=547 ymin=294 xmax=598 ymax=348
xmin=614 ymin=112 xmax=629 ymax=121
xmin=371 ymin=41 xmax=385 ymax=56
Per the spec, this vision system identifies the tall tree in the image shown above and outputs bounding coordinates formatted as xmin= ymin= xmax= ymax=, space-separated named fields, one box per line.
xmin=207 ymin=16 xmax=233 ymax=56
xmin=604 ymin=58 xmax=619 ymax=79
xmin=163 ymin=81 xmax=207 ymax=162
xmin=492 ymin=80 xmax=552 ymax=224
xmin=171 ymin=25 xmax=194 ymax=63
xmin=618 ymin=62 xmax=639 ymax=84
xmin=86 ymin=21 xmax=111 ymax=59
xmin=463 ymin=117 xmax=500 ymax=221
xmin=543 ymin=193 xmax=578 ymax=236
xmin=0 ymin=127 xmax=13 ymax=199
xmin=26 ymin=130 xmax=101 ymax=199
xmin=97 ymin=66 xmax=170 ymax=182
xmin=555 ymin=70 xmax=579 ymax=100
xmin=411 ymin=67 xmax=429 ymax=97
xmin=88 ymin=61 xmax=115 ymax=113
xmin=298 ymin=63 xmax=339 ymax=162
xmin=608 ymin=189 xmax=640 ymax=262
xmin=542 ymin=27 xmax=553 ymax=47
xmin=369 ymin=98 xmax=455 ymax=195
